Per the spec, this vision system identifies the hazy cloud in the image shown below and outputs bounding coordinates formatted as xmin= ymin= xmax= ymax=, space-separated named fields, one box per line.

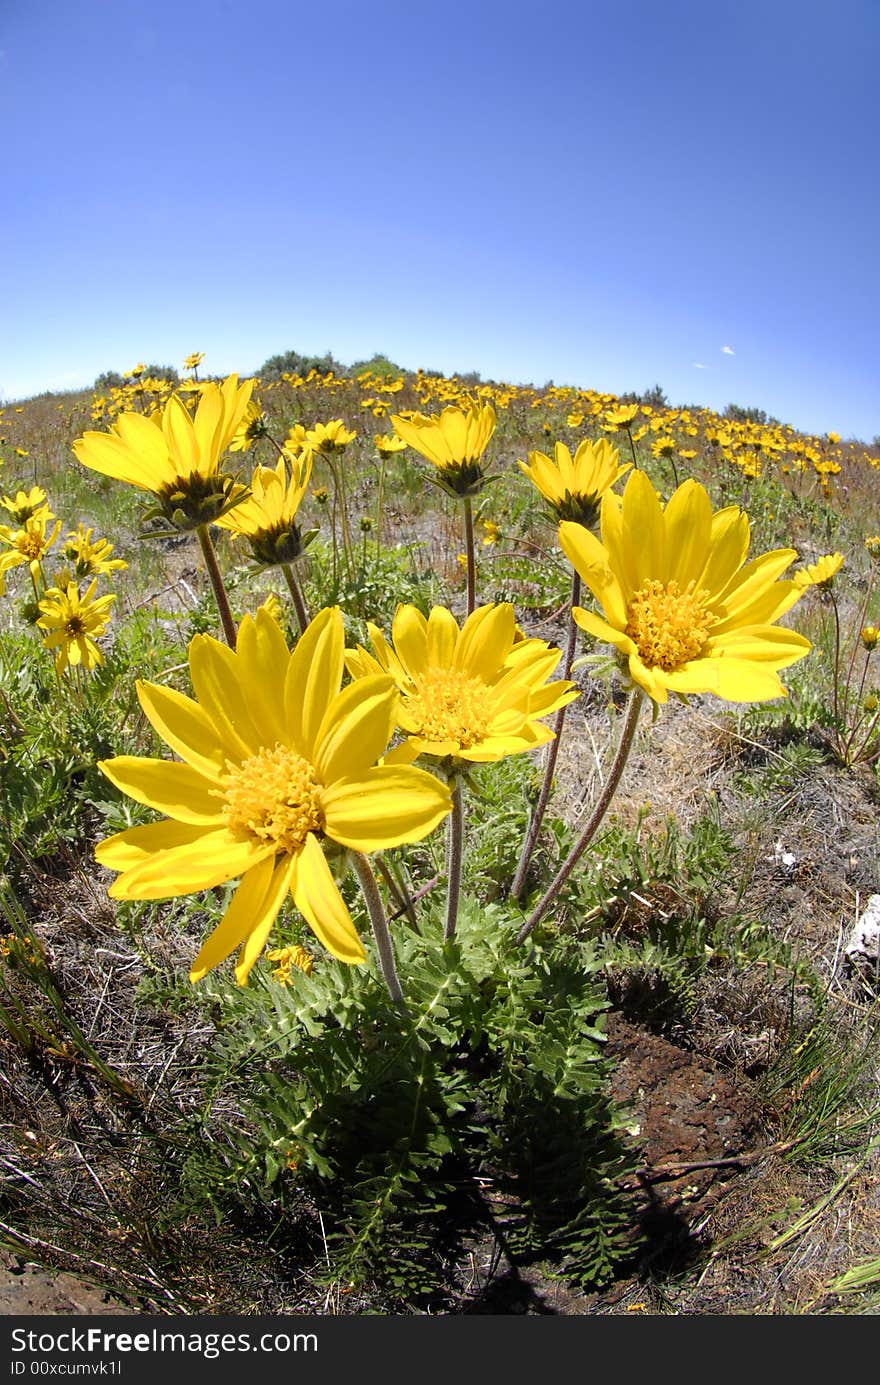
xmin=721 ymin=345 xmax=735 ymax=355
xmin=693 ymin=362 xmax=707 ymax=369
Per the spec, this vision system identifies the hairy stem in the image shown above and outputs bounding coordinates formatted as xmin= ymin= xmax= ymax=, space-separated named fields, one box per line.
xmin=516 ymin=688 xmax=644 ymax=945
xmin=510 ymin=570 xmax=581 ymax=900
xmin=463 ymin=497 xmax=476 ymax=616
xmin=352 ymin=853 xmax=407 ymax=1010
xmin=282 ymin=562 xmax=310 ymax=635
xmin=195 ymin=524 xmax=236 ymax=647
xmin=444 ymin=776 xmax=465 ymax=941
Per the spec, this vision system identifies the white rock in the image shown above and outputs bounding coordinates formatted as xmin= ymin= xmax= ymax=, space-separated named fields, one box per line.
xmin=845 ymin=894 xmax=880 ymax=963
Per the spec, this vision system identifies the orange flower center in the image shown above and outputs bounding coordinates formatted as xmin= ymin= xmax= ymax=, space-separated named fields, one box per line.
xmin=407 ymin=667 xmax=492 ymax=748
xmin=625 ymin=579 xmax=713 ymax=672
xmin=16 ymin=533 xmax=45 ymax=560
xmin=222 ymin=745 xmax=324 ymax=853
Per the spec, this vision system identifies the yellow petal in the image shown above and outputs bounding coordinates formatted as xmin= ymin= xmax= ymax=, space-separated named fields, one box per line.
xmin=313 ymin=676 xmax=396 ymax=783
xmin=322 ymin=766 xmax=452 ymax=850
xmin=390 ymin=604 xmax=429 ymax=679
xmin=234 ymin=610 xmax=290 ymax=746
xmin=292 ymin=833 xmax=365 ymax=963
xmin=454 ymin=604 xmax=515 ymax=680
xmin=188 ymin=634 xmax=260 ymax=761
xmin=136 ymin=680 xmax=228 ymax=780
xmin=189 ymin=852 xmax=289 ymax=983
xmin=96 ymin=819 xmax=207 ymax=873
xmin=664 ymin=480 xmax=712 ymax=590
xmin=98 ymin=757 xmax=224 ymax=824
xmin=107 ymin=829 xmax=272 ymax=900
xmin=285 ymin=606 xmax=344 ymax=756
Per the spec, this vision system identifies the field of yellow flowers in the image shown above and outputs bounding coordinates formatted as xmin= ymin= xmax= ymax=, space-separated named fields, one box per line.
xmin=1 ymin=354 xmax=879 ymax=1315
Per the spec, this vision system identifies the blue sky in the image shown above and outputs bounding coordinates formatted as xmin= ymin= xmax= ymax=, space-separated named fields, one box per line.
xmin=3 ymin=0 xmax=878 ymax=439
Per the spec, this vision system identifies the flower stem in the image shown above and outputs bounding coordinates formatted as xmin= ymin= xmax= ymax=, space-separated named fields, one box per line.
xmin=510 ymin=571 xmax=581 ymax=901
xmin=282 ymin=562 xmax=310 ymax=636
xmin=352 ymin=853 xmax=407 ymax=1010
xmin=462 ymin=497 xmax=476 ymax=616
xmin=515 ymin=688 xmax=644 ymax=945
xmin=444 ymin=775 xmax=465 ymax=941
xmin=196 ymin=524 xmax=237 ymax=647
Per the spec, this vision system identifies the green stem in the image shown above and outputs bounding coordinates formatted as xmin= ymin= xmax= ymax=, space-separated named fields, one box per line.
xmin=444 ymin=776 xmax=465 ymax=941
xmin=463 ymin=497 xmax=476 ymax=616
xmin=196 ymin=524 xmax=237 ymax=647
xmin=352 ymin=853 xmax=407 ymax=1010
xmin=515 ymin=688 xmax=644 ymax=945
xmin=510 ymin=570 xmax=581 ymax=901
xmin=282 ymin=562 xmax=310 ymax=635
xmin=624 ymin=424 xmax=640 ymax=471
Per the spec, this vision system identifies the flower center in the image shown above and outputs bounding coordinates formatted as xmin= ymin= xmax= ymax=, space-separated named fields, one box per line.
xmin=407 ymin=666 xmax=492 ymax=748
xmin=17 ymin=533 xmax=45 ymax=560
xmin=222 ymin=745 xmax=325 ymax=853
xmin=66 ymin=616 xmax=85 ymax=637
xmin=625 ymin=579 xmax=713 ymax=672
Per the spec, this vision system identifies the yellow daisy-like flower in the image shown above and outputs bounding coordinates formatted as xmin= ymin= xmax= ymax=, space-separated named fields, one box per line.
xmin=601 ymin=404 xmax=640 ymax=432
xmin=860 ymin=626 xmax=879 ymax=651
xmin=390 ymin=401 xmax=497 ymax=497
xmin=183 ymin=351 xmax=205 ymax=371
xmin=792 ymin=552 xmax=844 ymax=591
xmin=374 ymin=432 xmax=408 ymax=458
xmin=558 ymin=471 xmax=811 ymax=706
xmin=267 ymin=944 xmax=314 ymax=981
xmin=306 ymin=420 xmax=356 ymax=454
xmin=72 ymin=374 xmax=254 ymax=530
xmin=95 ymin=607 xmax=452 ymax=985
xmin=216 ymin=453 xmax=314 ymax=566
xmin=1 ymin=487 xmax=50 ymax=524
xmin=37 ymin=579 xmax=116 ymax=675
xmin=59 ymin=524 xmax=128 ymax=580
xmin=518 ymin=438 xmax=629 ymax=528
xmin=0 ymin=510 xmax=62 ymax=584
xmin=228 ymin=399 xmax=270 ymax=453
xmin=346 ymin=602 xmax=577 ymax=766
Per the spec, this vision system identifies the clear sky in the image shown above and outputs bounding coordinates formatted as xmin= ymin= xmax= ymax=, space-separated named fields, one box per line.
xmin=3 ymin=0 xmax=878 ymax=440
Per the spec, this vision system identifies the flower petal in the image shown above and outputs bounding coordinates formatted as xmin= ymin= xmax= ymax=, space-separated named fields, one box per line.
xmin=136 ymin=680 xmax=228 ymax=780
xmin=292 ymin=833 xmax=365 ymax=963
xmin=322 ymin=766 xmax=451 ymax=850
xmin=314 ymin=676 xmax=396 ymax=783
xmin=107 ymin=828 xmax=272 ymax=900
xmin=189 ymin=851 xmax=292 ymax=983
xmin=284 ymin=606 xmax=345 ymax=757
xmin=98 ymin=757 xmax=224 ymax=824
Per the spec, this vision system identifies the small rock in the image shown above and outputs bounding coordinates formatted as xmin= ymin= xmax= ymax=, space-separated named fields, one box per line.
xmin=845 ymin=894 xmax=880 ymax=965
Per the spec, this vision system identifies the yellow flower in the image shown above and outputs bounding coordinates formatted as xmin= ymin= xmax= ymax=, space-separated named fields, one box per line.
xmin=0 ymin=510 xmax=62 ymax=584
xmin=481 ymin=520 xmax=500 ymax=546
xmin=866 ymin=536 xmax=880 ymax=563
xmin=306 ymin=420 xmax=356 ymax=454
xmin=374 ymin=432 xmax=408 ymax=457
xmin=558 ymin=471 xmax=811 ymax=707
xmin=601 ymin=404 xmax=640 ymax=432
xmin=1 ymin=487 xmax=51 ymax=524
xmin=216 ymin=453 xmax=314 ymax=566
xmin=95 ymin=607 xmax=452 ymax=984
xmin=283 ymin=423 xmax=311 ymax=457
xmin=183 ymin=352 xmax=205 ymax=371
xmin=72 ymin=375 xmax=254 ymax=530
xmin=37 ymin=579 xmax=116 ymax=675
xmin=391 ymin=401 xmax=496 ymax=497
xmin=518 ymin=438 xmax=629 ymax=528
xmin=346 ymin=603 xmax=577 ymax=766
xmin=266 ymin=944 xmax=314 ymax=981
xmin=60 ymin=524 xmax=128 ymax=580
xmin=228 ymin=400 xmax=270 ymax=452
xmin=860 ymin=626 xmax=879 ymax=651
xmin=792 ymin=552 xmax=844 ymax=590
